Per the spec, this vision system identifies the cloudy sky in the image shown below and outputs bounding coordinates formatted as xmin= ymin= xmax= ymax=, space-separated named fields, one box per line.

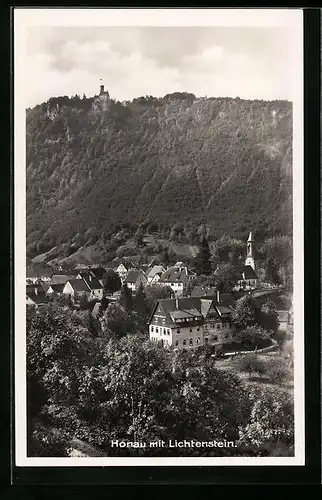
xmin=25 ymin=25 xmax=298 ymax=107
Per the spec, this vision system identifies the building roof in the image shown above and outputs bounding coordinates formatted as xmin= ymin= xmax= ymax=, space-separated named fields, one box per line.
xmin=48 ymin=283 xmax=65 ymax=293
xmin=66 ymin=279 xmax=89 ymax=292
xmin=89 ymin=266 xmax=106 ymax=280
xmin=159 ymin=266 xmax=194 ymax=284
xmin=146 ymin=265 xmax=165 ymax=280
xmin=124 ymin=269 xmax=146 ymax=284
xmin=234 ymin=265 xmax=257 ymax=280
xmin=78 ymin=272 xmax=103 ymax=290
xmin=49 ymin=274 xmax=74 ymax=285
xmin=149 ymin=297 xmax=232 ymax=327
xmin=26 ymin=291 xmax=49 ymax=305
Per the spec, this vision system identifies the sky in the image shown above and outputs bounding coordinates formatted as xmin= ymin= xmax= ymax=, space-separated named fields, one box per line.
xmin=24 ymin=25 xmax=298 ymax=108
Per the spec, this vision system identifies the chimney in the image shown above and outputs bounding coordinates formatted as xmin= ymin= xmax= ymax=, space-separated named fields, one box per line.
xmin=100 ymin=84 xmax=104 ymax=94
xmin=216 ymin=289 xmax=220 ymax=303
xmin=35 ymin=287 xmax=38 ymax=296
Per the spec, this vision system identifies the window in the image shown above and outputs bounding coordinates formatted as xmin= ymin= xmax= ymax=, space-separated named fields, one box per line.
xmin=177 ymin=328 xmax=180 ymax=334
xmin=171 ymin=283 xmax=174 ymax=286
xmin=210 ymin=322 xmax=215 ymax=328
xmin=151 ymin=326 xmax=154 ymax=332
xmin=197 ymin=327 xmax=200 ymax=331
xmin=175 ymin=341 xmax=179 ymax=347
xmin=168 ymin=330 xmax=170 ymax=335
xmin=183 ymin=339 xmax=187 ymax=346
xmin=189 ymin=339 xmax=193 ymax=346
xmin=205 ymin=337 xmax=209 ymax=344
xmin=160 ymin=328 xmax=163 ymax=334
xmin=189 ymin=328 xmax=192 ymax=332
xmin=217 ymin=324 xmax=221 ymax=329
xmin=155 ymin=327 xmax=158 ymax=333
xmin=196 ymin=338 xmax=200 ymax=344
xmin=213 ymin=335 xmax=218 ymax=341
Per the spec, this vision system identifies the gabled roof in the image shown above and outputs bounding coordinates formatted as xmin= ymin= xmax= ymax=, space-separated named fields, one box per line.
xmin=159 ymin=266 xmax=194 ymax=284
xmin=149 ymin=296 xmax=233 ymax=326
xmin=26 ymin=292 xmax=48 ymax=305
xmin=48 ymin=283 xmax=65 ymax=293
xmin=234 ymin=265 xmax=257 ymax=280
xmin=78 ymin=272 xmax=103 ymax=290
xmin=66 ymin=279 xmax=88 ymax=292
xmin=147 ymin=265 xmax=165 ymax=279
xmin=124 ymin=269 xmax=146 ymax=284
xmin=49 ymin=274 xmax=74 ymax=285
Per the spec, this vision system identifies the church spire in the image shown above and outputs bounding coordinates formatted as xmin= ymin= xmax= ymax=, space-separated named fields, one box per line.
xmin=245 ymin=231 xmax=255 ymax=271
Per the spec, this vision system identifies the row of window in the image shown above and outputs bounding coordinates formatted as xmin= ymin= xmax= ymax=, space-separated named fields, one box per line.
xmin=208 ymin=322 xmax=231 ymax=329
xmin=176 ymin=327 xmax=200 ymax=333
xmin=150 ymin=326 xmax=171 ymax=335
xmin=176 ymin=317 xmax=199 ymax=323
xmin=175 ymin=338 xmax=201 ymax=347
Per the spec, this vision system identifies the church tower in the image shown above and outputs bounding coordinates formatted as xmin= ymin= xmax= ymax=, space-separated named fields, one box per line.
xmin=245 ymin=231 xmax=255 ymax=271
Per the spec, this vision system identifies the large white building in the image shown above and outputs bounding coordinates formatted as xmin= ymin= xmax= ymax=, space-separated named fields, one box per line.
xmin=148 ymin=295 xmax=236 ymax=349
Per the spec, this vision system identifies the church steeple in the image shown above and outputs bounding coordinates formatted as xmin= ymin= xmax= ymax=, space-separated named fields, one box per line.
xmin=245 ymin=231 xmax=255 ymax=271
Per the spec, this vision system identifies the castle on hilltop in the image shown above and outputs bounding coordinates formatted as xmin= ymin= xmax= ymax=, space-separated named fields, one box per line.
xmin=92 ymin=81 xmax=110 ymax=112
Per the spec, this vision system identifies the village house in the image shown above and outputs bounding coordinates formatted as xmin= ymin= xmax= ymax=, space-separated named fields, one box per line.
xmin=26 ymin=285 xmax=49 ymax=307
xmin=148 ymin=293 xmax=236 ymax=349
xmin=63 ymin=278 xmax=89 ymax=300
xmin=124 ymin=269 xmax=147 ymax=292
xmin=158 ymin=263 xmax=196 ymax=297
xmin=146 ymin=265 xmax=166 ymax=284
xmin=78 ymin=272 xmax=104 ymax=300
xmin=114 ymin=261 xmax=136 ymax=283
xmin=46 ymin=283 xmax=65 ymax=296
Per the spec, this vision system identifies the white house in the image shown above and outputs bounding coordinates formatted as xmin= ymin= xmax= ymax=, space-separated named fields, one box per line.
xmin=158 ymin=265 xmax=195 ymax=297
xmin=114 ymin=262 xmax=136 ymax=283
xmin=124 ymin=269 xmax=147 ymax=292
xmin=146 ymin=265 xmax=166 ymax=284
xmin=148 ymin=295 xmax=236 ymax=349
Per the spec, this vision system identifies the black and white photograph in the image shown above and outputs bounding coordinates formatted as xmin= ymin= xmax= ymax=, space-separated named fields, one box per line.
xmin=14 ymin=8 xmax=304 ymax=466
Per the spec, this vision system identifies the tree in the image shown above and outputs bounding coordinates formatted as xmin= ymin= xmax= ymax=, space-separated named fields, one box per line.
xmin=236 ymin=325 xmax=271 ymax=351
xmin=103 ymin=269 xmax=122 ymax=294
xmin=232 ymin=295 xmax=260 ymax=329
xmin=238 ymin=385 xmax=294 ymax=456
xmin=119 ymin=283 xmax=133 ymax=313
xmin=259 ymin=299 xmax=279 ymax=332
xmin=265 ymin=356 xmax=291 ymax=384
xmin=101 ymin=302 xmax=134 ymax=338
xmin=133 ymin=283 xmax=150 ymax=317
xmin=233 ymin=353 xmax=265 ymax=378
xmin=213 ymin=263 xmax=236 ymax=293
xmin=193 ymin=237 xmax=212 ymax=275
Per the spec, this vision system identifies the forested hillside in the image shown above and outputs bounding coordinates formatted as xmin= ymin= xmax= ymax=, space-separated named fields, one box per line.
xmin=26 ymin=92 xmax=292 ymax=258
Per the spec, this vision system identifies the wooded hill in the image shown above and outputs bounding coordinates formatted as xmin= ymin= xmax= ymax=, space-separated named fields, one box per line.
xmin=26 ymin=92 xmax=292 ymax=258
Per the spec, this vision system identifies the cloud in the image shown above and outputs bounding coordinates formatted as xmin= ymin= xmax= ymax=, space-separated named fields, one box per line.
xmin=24 ymin=26 xmax=296 ymax=107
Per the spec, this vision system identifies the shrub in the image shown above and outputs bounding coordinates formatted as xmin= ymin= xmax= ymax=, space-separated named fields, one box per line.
xmin=233 ymin=353 xmax=266 ymax=377
xmin=265 ymin=356 xmax=291 ymax=384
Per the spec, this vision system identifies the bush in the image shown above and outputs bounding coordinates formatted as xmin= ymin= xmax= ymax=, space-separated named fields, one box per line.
xmin=233 ymin=353 xmax=266 ymax=377
xmin=265 ymin=356 xmax=291 ymax=384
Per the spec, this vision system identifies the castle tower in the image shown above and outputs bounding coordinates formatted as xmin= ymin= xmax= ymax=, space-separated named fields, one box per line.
xmin=100 ymin=84 xmax=105 ymax=94
xmin=245 ymin=231 xmax=255 ymax=271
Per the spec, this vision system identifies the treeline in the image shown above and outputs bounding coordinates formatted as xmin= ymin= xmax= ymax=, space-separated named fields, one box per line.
xmin=26 ymin=92 xmax=292 ymax=258
xmin=27 ymin=301 xmax=294 ymax=458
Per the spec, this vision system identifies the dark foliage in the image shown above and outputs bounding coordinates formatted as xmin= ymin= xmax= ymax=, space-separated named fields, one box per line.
xmin=26 ymin=94 xmax=292 ymax=257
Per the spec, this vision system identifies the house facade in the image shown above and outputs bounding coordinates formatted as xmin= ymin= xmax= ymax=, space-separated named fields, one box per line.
xmin=115 ymin=262 xmax=136 ymax=283
xmin=148 ymin=296 xmax=236 ymax=349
